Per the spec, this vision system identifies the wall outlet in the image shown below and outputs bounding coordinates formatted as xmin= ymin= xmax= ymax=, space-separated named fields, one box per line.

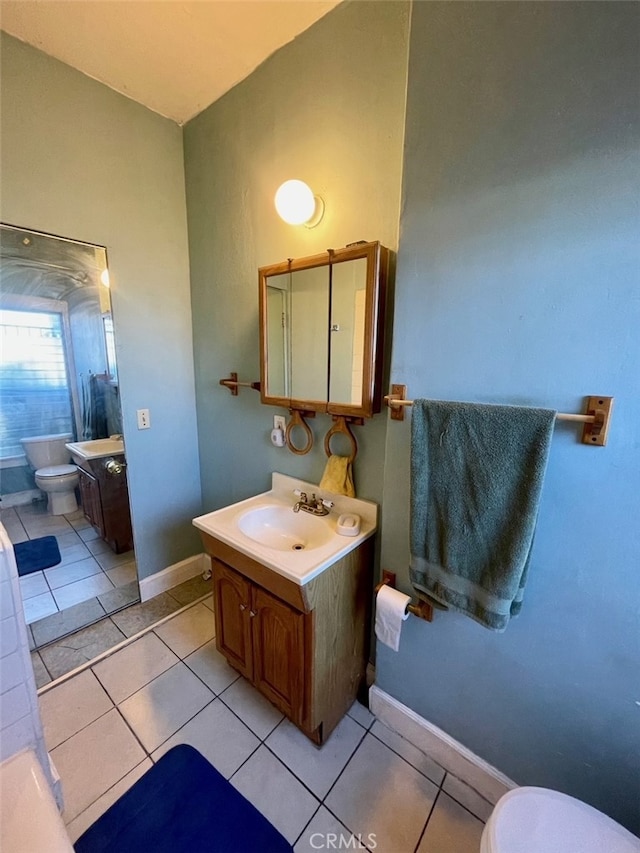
xmin=273 ymin=415 xmax=286 ymax=431
xmin=137 ymin=408 xmax=151 ymax=430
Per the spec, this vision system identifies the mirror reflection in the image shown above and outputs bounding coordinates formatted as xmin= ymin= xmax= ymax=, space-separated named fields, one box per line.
xmin=0 ymin=224 xmax=139 ymax=648
xmin=260 ymin=242 xmax=388 ymax=418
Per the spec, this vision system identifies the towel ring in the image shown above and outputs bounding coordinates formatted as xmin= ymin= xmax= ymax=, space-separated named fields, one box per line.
xmin=285 ymin=409 xmax=314 ymax=455
xmin=323 ymin=416 xmax=358 ymax=463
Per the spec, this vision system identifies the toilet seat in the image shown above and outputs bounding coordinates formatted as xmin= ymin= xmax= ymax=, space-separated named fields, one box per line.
xmin=35 ymin=464 xmax=77 ymax=478
xmin=482 ymin=787 xmax=640 ymax=853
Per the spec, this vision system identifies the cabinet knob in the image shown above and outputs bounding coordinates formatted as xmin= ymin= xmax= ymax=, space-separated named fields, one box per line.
xmin=240 ymin=604 xmax=247 ymax=611
xmin=249 ymin=610 xmax=257 ymax=618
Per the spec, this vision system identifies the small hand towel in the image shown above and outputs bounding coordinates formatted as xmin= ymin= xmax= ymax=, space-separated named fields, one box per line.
xmin=319 ymin=455 xmax=356 ymax=497
xmin=410 ymin=399 xmax=556 ymax=632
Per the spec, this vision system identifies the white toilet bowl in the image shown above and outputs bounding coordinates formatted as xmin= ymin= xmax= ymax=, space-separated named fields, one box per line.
xmin=34 ymin=465 xmax=79 ymax=515
xmin=20 ymin=433 xmax=79 ymax=515
xmin=481 ymin=787 xmax=640 ymax=853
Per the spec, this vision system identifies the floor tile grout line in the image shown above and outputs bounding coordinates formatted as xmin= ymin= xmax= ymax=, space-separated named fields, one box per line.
xmin=47 ymin=700 xmax=116 ymax=753
xmin=215 ymin=689 xmax=284 ymax=743
xmin=62 ymin=756 xmax=151 ymax=834
xmin=261 ymin=737 xmax=357 ymax=804
xmin=437 ymin=777 xmax=493 ymax=824
xmin=116 ymin=690 xmax=218 ymax=763
xmin=315 ymin=722 xmax=369 ymax=805
xmin=413 ymin=786 xmax=442 ymax=853
xmin=36 ymin=593 xmax=213 ymax=694
xmin=367 ymin=725 xmax=447 ymax=787
xmin=291 ymin=802 xmax=323 ymax=848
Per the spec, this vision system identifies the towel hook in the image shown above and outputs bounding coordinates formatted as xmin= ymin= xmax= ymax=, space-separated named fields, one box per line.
xmin=323 ymin=416 xmax=359 ymax=462
xmin=285 ymin=409 xmax=315 ymax=455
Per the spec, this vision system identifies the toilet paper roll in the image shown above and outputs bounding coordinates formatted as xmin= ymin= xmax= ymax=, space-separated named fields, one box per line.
xmin=375 ymin=584 xmax=411 ymax=652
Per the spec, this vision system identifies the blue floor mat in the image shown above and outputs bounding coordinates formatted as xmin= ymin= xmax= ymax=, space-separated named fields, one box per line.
xmin=14 ymin=536 xmax=61 ymax=576
xmin=74 ymin=744 xmax=294 ymax=853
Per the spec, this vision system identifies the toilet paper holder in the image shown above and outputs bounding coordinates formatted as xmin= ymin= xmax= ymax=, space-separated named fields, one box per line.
xmin=376 ymin=570 xmax=434 ymax=622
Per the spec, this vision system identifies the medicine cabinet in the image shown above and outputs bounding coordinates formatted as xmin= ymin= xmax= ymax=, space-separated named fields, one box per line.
xmin=259 ymin=241 xmax=389 ymax=419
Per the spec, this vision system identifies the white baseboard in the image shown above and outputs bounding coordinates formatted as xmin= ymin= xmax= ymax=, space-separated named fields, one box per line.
xmin=369 ymin=684 xmax=516 ymax=805
xmin=139 ymin=553 xmax=209 ymax=602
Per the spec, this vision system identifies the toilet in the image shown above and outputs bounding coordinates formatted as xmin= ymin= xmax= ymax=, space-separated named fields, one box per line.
xmin=481 ymin=787 xmax=640 ymax=853
xmin=20 ymin=434 xmax=79 ymax=515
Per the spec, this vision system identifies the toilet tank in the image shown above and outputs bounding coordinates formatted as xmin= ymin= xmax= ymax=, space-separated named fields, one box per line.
xmin=20 ymin=434 xmax=73 ymax=469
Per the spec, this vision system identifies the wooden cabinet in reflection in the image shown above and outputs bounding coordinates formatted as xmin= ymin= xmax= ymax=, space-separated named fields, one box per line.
xmin=76 ymin=455 xmax=133 ymax=553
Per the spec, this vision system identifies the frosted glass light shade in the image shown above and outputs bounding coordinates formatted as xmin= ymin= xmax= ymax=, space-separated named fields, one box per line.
xmin=274 ymin=180 xmax=324 ymax=226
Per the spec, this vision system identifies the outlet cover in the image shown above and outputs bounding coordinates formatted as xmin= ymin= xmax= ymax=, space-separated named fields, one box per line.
xmin=137 ymin=408 xmax=151 ymax=430
xmin=273 ymin=415 xmax=286 ymax=431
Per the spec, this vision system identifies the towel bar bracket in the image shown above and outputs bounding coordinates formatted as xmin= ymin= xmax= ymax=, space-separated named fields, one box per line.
xmin=388 ymin=384 xmax=407 ymax=421
xmin=581 ymin=396 xmax=613 ymax=446
xmin=219 ymin=372 xmax=261 ymax=396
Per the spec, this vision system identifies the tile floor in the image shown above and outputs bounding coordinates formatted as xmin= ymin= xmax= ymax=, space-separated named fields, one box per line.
xmin=2 ymin=501 xmax=138 ymax=640
xmin=37 ymin=594 xmax=489 ymax=852
xmin=31 ymin=574 xmax=212 ymax=684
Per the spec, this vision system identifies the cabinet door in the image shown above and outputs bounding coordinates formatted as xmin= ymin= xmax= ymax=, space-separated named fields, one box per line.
xmin=77 ymin=467 xmax=104 ymax=536
xmin=251 ymin=585 xmax=306 ymax=724
xmin=212 ymin=559 xmax=253 ymax=679
xmin=94 ymin=457 xmax=133 ymax=553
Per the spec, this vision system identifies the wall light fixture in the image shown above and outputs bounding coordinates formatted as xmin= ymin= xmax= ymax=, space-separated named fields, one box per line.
xmin=274 ymin=180 xmax=325 ymax=228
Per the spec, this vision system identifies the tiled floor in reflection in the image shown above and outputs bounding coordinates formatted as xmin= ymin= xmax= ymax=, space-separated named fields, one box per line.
xmin=2 ymin=502 xmax=139 ymax=646
xmin=37 ymin=595 xmax=490 ymax=852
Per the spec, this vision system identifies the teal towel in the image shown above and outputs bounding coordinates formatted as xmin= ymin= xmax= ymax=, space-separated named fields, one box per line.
xmin=410 ymin=400 xmax=556 ymax=632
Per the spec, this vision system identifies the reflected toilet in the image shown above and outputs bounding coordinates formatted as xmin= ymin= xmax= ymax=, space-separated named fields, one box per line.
xmin=20 ymin=433 xmax=79 ymax=515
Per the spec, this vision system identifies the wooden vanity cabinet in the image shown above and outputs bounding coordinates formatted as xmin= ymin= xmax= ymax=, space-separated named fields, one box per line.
xmin=76 ymin=455 xmax=133 ymax=554
xmin=203 ymin=532 xmax=373 ymax=745
xmin=214 ymin=560 xmax=305 ymax=724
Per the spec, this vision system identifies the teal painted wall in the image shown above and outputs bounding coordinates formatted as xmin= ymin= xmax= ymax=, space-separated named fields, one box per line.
xmin=379 ymin=2 xmax=640 ymax=832
xmin=183 ymin=0 xmax=410 ymax=512
xmin=0 ymin=33 xmax=202 ymax=580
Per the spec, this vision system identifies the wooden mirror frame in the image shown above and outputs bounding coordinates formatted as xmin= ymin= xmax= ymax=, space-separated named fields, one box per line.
xmin=259 ymin=241 xmax=389 ymax=419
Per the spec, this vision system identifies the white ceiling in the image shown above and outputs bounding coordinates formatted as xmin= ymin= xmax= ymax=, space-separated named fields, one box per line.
xmin=0 ymin=0 xmax=341 ymax=124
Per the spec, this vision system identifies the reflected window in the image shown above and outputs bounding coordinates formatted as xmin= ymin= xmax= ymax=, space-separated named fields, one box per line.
xmin=0 ymin=307 xmax=73 ymax=457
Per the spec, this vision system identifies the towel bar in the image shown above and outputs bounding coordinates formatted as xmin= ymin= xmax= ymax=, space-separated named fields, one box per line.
xmin=376 ymin=570 xmax=434 ymax=622
xmin=384 ymin=385 xmax=613 ymax=446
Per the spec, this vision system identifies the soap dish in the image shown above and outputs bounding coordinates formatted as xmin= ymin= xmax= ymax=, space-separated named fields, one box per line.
xmin=337 ymin=513 xmax=360 ymax=537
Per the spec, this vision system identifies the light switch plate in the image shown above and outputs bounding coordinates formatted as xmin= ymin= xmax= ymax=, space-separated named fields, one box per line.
xmin=137 ymin=408 xmax=150 ymax=430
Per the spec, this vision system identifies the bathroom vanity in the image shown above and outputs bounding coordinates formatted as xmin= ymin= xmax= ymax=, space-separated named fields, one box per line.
xmin=193 ymin=474 xmax=377 ymax=744
xmin=67 ymin=439 xmax=133 ymax=554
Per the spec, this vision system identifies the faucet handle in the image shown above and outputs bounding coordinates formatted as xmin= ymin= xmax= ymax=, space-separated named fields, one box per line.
xmin=321 ymin=499 xmax=334 ymax=509
xmin=293 ymin=489 xmax=307 ymax=501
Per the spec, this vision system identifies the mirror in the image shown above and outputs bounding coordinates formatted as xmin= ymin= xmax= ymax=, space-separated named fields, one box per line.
xmin=0 ymin=224 xmax=139 ymax=647
xmin=259 ymin=241 xmax=389 ymax=418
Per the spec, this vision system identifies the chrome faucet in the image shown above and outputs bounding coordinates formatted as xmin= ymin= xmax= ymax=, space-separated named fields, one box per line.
xmin=292 ymin=490 xmax=334 ymax=516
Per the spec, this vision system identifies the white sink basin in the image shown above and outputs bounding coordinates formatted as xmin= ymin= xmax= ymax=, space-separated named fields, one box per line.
xmin=65 ymin=438 xmax=124 ymax=461
xmin=236 ymin=504 xmax=334 ymax=552
xmin=193 ymin=473 xmax=377 ymax=586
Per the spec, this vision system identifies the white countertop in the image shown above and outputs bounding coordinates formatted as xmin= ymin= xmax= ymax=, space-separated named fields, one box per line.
xmin=192 ymin=472 xmax=378 ymax=586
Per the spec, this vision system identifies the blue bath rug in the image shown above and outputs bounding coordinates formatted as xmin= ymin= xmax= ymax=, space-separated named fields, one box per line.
xmin=14 ymin=536 xmax=61 ymax=577
xmin=74 ymin=744 xmax=294 ymax=853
